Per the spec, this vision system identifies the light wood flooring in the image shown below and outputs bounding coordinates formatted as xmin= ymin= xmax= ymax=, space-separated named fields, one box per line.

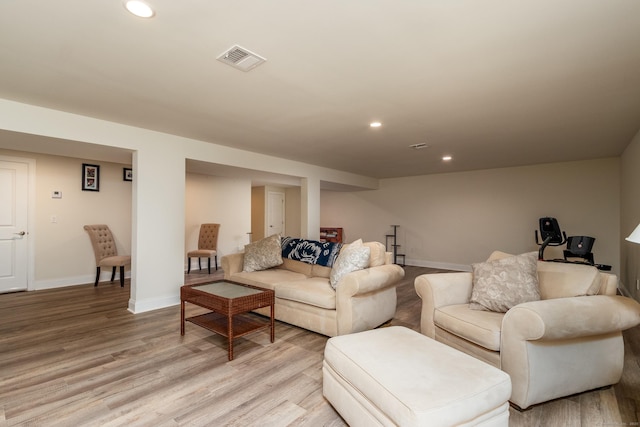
xmin=1 ymin=266 xmax=639 ymax=426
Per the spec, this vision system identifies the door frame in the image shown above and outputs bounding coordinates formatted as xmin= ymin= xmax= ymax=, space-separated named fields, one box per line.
xmin=0 ymin=154 xmax=36 ymax=291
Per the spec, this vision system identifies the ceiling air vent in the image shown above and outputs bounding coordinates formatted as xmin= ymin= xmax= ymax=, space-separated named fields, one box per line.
xmin=216 ymin=45 xmax=266 ymax=72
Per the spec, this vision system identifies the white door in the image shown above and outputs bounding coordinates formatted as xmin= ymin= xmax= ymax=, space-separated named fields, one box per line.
xmin=0 ymin=160 xmax=29 ymax=293
xmin=267 ymin=191 xmax=285 ymax=237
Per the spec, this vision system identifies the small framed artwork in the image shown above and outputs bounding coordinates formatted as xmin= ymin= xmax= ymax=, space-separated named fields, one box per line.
xmin=123 ymin=168 xmax=133 ymax=182
xmin=82 ymin=163 xmax=100 ymax=191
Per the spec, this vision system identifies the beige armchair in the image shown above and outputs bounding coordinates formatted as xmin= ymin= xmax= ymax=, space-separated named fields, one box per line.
xmin=187 ymin=223 xmax=220 ymax=274
xmin=415 ymin=251 xmax=640 ymax=409
xmin=84 ymin=224 xmax=131 ymax=287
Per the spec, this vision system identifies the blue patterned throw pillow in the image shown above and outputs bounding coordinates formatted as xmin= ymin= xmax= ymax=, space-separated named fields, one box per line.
xmin=281 ymin=237 xmax=343 ymax=267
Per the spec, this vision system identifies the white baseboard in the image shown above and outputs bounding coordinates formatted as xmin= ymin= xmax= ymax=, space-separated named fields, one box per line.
xmin=404 ymin=258 xmax=470 ymax=272
xmin=128 ymin=295 xmax=179 ymax=314
xmin=33 ymin=271 xmax=131 ymax=290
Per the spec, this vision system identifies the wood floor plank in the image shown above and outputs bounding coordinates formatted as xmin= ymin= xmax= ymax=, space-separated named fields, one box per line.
xmin=1 ymin=267 xmax=639 ymax=426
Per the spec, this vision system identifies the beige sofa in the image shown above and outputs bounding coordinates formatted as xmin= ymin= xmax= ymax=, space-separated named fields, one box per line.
xmin=221 ymin=242 xmax=405 ymax=337
xmin=415 ymin=251 xmax=640 ymax=409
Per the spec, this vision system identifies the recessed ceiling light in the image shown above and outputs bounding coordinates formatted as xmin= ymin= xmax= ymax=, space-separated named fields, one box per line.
xmin=442 ymin=155 xmax=453 ymax=161
xmin=370 ymin=122 xmax=382 ymax=128
xmin=124 ymin=0 xmax=155 ymax=18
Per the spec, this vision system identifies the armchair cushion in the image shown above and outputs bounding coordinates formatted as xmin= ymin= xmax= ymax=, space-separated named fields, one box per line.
xmin=537 ymin=261 xmax=602 ymax=298
xmin=470 ymin=252 xmax=540 ymax=312
xmin=436 ymin=304 xmax=504 ymax=351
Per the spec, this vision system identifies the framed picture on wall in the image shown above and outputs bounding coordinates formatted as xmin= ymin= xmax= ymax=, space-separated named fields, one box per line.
xmin=123 ymin=167 xmax=133 ymax=182
xmin=82 ymin=163 xmax=100 ymax=191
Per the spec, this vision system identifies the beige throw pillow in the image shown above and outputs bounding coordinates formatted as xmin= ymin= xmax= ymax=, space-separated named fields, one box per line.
xmin=329 ymin=239 xmax=370 ymax=289
xmin=470 ymin=251 xmax=540 ymax=312
xmin=242 ymin=234 xmax=283 ymax=273
xmin=364 ymin=241 xmax=387 ymax=267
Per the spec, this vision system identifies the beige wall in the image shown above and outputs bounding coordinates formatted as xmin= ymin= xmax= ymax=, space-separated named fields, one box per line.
xmin=285 ymin=187 xmax=301 ymax=237
xmin=1 ymin=149 xmax=132 ymax=289
xmin=2 ymin=99 xmax=635 ymax=307
xmin=1 ymin=99 xmax=378 ymax=312
xmin=185 ymin=173 xmax=251 ymax=264
xmin=2 ymin=149 xmax=628 ymax=301
xmin=621 ymin=129 xmax=640 ymax=299
xmin=1 ymin=149 xmax=254 ymax=289
xmin=322 ymin=158 xmax=620 ymax=273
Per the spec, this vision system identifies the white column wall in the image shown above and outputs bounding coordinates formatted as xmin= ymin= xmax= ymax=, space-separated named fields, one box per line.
xmin=301 ymin=177 xmax=321 ymax=240
xmin=129 ymin=148 xmax=185 ymax=312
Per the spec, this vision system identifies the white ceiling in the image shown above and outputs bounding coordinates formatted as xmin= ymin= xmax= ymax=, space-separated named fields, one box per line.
xmin=1 ymin=0 xmax=639 ymax=179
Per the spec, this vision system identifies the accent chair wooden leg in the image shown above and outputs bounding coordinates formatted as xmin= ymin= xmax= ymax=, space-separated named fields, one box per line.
xmin=207 ymin=258 xmax=211 ymax=274
xmin=110 ymin=267 xmax=116 ymax=282
xmin=215 ymin=255 xmax=218 ymax=271
xmin=187 ymin=257 xmax=191 ymax=274
xmin=120 ymin=266 xmax=125 ymax=287
xmin=95 ymin=267 xmax=101 ymax=287
xmin=198 ymin=258 xmax=202 ymax=271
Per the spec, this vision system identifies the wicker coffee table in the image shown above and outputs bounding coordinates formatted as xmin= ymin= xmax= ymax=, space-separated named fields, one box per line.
xmin=180 ymin=280 xmax=275 ymax=360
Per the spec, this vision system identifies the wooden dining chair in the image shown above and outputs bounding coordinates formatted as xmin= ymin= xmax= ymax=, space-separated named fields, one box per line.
xmin=83 ymin=224 xmax=131 ymax=287
xmin=187 ymin=223 xmax=220 ymax=274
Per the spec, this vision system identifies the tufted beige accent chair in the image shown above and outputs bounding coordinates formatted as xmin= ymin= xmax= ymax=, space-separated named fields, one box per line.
xmin=187 ymin=223 xmax=220 ymax=274
xmin=83 ymin=224 xmax=131 ymax=287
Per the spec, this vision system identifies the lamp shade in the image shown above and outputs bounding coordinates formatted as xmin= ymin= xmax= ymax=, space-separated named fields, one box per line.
xmin=626 ymin=223 xmax=640 ymax=244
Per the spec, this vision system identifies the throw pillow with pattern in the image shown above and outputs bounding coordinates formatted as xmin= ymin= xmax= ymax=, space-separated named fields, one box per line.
xmin=242 ymin=234 xmax=283 ymax=272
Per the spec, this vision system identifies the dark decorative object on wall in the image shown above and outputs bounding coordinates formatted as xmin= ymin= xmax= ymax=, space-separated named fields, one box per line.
xmin=82 ymin=163 xmax=100 ymax=191
xmin=123 ymin=168 xmax=133 ymax=182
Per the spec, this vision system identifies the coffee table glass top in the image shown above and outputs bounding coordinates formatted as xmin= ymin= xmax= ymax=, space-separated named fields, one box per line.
xmin=192 ymin=281 xmax=264 ymax=299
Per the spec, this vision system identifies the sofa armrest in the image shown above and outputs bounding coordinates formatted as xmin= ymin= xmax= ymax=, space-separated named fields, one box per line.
xmin=414 ymin=272 xmax=473 ymax=338
xmin=335 ymin=264 xmax=405 ymax=335
xmin=221 ymin=252 xmax=244 ymax=279
xmin=502 ymin=295 xmax=640 ymax=342
xmin=501 ymin=295 xmax=640 ymax=409
xmin=337 ymin=264 xmax=405 ymax=297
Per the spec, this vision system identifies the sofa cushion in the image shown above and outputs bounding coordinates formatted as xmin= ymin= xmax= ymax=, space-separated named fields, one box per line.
xmin=278 ymin=258 xmax=313 ymax=277
xmin=242 ymin=234 xmax=283 ymax=272
xmin=275 ymin=277 xmax=337 ymax=309
xmin=330 ymin=239 xmax=371 ymax=289
xmin=435 ymin=304 xmax=504 ymax=351
xmin=230 ymin=269 xmax=307 ymax=290
xmin=470 ymin=252 xmax=540 ymax=312
xmin=311 ymin=264 xmax=332 ymax=278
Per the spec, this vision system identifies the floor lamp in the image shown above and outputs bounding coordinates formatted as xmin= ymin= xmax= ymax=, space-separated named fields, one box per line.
xmin=626 ymin=224 xmax=640 ymax=244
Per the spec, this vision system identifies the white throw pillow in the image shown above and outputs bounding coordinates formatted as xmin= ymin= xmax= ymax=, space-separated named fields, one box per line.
xmin=242 ymin=234 xmax=283 ymax=272
xmin=329 ymin=239 xmax=371 ymax=289
xmin=469 ymin=251 xmax=540 ymax=312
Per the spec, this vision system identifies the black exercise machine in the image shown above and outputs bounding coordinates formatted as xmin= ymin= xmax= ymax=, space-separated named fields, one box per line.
xmin=534 ymin=217 xmax=566 ymax=261
xmin=534 ymin=217 xmax=610 ymax=270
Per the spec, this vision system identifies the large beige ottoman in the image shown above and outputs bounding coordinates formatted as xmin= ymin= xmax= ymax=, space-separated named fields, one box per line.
xmin=323 ymin=326 xmax=512 ymax=427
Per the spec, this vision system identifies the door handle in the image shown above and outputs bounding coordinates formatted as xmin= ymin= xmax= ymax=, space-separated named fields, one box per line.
xmin=14 ymin=231 xmax=26 ymax=236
